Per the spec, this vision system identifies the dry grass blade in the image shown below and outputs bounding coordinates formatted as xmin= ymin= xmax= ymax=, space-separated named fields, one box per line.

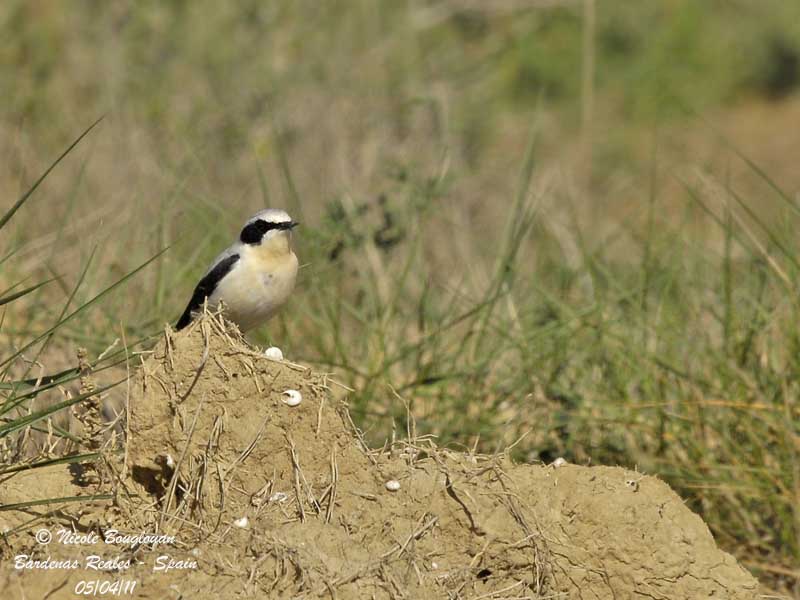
xmin=158 ymin=332 xmax=210 ymax=531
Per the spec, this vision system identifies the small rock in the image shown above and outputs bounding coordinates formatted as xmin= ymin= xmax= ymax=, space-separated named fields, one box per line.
xmin=264 ymin=346 xmax=284 ymax=361
xmin=282 ymin=389 xmax=302 ymax=406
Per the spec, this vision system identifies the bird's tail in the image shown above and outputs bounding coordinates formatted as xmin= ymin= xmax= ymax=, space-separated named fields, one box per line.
xmin=175 ymin=308 xmax=193 ymax=330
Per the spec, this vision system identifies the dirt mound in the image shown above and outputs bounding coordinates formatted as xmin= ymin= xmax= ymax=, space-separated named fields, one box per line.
xmin=1 ymin=314 xmax=759 ymax=599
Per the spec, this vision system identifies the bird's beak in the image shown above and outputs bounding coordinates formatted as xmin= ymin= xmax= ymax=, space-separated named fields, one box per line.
xmin=275 ymin=221 xmax=299 ymax=231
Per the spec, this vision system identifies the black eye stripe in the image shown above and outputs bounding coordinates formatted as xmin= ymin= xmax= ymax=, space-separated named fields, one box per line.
xmin=240 ymin=219 xmax=294 ymax=244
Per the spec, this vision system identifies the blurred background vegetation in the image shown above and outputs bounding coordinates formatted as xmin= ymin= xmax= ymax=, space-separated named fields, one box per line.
xmin=3 ymin=0 xmax=800 ymax=594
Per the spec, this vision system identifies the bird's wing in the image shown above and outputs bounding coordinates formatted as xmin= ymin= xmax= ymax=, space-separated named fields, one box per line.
xmin=203 ymin=245 xmax=240 ymax=277
xmin=176 ymin=252 xmax=241 ymax=330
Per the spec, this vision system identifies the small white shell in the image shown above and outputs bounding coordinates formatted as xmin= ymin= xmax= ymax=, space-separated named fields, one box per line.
xmin=165 ymin=454 xmax=175 ymax=468
xmin=264 ymin=346 xmax=284 ymax=361
xmin=282 ymin=389 xmax=302 ymax=407
xmin=552 ymin=457 xmax=567 ymax=468
xmin=190 ymin=548 xmax=201 ymax=557
xmin=431 ymin=562 xmax=438 ymax=570
xmin=269 ymin=492 xmax=289 ymax=503
xmin=385 ymin=479 xmax=401 ymax=492
xmin=233 ymin=516 xmax=249 ymax=528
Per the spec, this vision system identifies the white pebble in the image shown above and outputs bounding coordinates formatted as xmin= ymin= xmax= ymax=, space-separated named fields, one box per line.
xmin=190 ymin=548 xmax=201 ymax=557
xmin=233 ymin=516 xmax=249 ymax=528
xmin=552 ymin=457 xmax=567 ymax=468
xmin=282 ymin=389 xmax=302 ymax=407
xmin=431 ymin=562 xmax=438 ymax=570
xmin=165 ymin=454 xmax=175 ymax=468
xmin=269 ymin=492 xmax=288 ymax=503
xmin=264 ymin=346 xmax=284 ymax=361
xmin=385 ymin=479 xmax=401 ymax=492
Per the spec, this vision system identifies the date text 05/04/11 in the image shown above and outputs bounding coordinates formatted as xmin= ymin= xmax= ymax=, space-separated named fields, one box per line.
xmin=74 ymin=579 xmax=137 ymax=597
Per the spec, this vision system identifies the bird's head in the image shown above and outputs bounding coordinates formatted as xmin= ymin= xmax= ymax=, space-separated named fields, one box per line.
xmin=239 ymin=209 xmax=298 ymax=254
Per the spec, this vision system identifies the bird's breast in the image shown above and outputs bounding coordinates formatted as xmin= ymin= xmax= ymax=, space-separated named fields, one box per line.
xmin=209 ymin=250 xmax=298 ymax=331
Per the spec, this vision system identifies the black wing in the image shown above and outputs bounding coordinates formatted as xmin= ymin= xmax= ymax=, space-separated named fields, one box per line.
xmin=175 ymin=253 xmax=240 ymax=330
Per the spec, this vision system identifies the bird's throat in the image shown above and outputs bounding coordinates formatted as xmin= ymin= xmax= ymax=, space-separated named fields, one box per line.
xmin=255 ymin=232 xmax=292 ymax=259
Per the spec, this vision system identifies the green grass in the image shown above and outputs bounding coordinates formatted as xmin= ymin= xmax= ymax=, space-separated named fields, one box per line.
xmin=3 ymin=0 xmax=800 ymax=594
xmin=0 ymin=120 xmax=165 ymax=523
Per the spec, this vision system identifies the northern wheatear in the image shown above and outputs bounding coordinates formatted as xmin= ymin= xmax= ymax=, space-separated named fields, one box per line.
xmin=176 ymin=209 xmax=299 ymax=332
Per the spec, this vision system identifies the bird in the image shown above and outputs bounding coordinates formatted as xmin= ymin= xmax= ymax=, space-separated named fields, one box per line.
xmin=175 ymin=208 xmax=299 ymax=332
